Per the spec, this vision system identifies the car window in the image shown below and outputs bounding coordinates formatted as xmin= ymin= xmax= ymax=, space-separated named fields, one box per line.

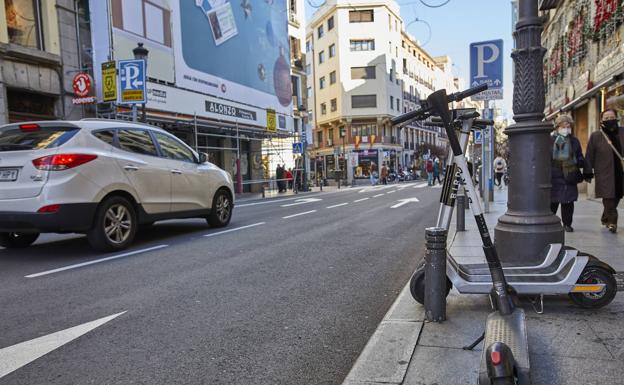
xmin=92 ymin=130 xmax=115 ymax=146
xmin=117 ymin=129 xmax=158 ymax=156
xmin=0 ymin=126 xmax=79 ymax=152
xmin=153 ymin=132 xmax=196 ymax=163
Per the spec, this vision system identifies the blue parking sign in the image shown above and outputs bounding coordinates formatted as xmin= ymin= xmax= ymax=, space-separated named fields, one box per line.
xmin=470 ymin=40 xmax=503 ymax=100
xmin=118 ymin=59 xmax=146 ymax=104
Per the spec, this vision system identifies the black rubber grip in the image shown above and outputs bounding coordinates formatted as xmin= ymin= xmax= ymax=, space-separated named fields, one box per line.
xmin=390 ymin=108 xmax=430 ymax=126
xmin=449 ymin=84 xmax=488 ymax=102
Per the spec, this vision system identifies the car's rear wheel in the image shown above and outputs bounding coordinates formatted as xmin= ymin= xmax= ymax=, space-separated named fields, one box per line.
xmin=88 ymin=196 xmax=137 ymax=252
xmin=0 ymin=232 xmax=39 ymax=248
xmin=207 ymin=189 xmax=232 ymax=227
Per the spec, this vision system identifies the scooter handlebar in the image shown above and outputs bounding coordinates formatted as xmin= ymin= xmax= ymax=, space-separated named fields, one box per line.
xmin=448 ymin=84 xmax=488 ymax=102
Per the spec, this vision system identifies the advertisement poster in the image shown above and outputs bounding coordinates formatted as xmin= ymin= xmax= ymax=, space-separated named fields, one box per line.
xmin=172 ymin=0 xmax=293 ymax=116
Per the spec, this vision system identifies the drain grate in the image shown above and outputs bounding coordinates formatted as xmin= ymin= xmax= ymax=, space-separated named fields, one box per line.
xmin=615 ymin=272 xmax=624 ymax=291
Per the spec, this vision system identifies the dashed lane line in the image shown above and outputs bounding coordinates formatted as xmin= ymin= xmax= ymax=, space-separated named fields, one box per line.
xmin=373 ymin=194 xmax=384 ymax=198
xmin=25 ymin=245 xmax=169 ymax=278
xmin=354 ymin=198 xmax=370 ymax=203
xmin=204 ymin=222 xmax=265 ymax=237
xmin=327 ymin=203 xmax=349 ymax=209
xmin=283 ymin=210 xmax=317 ymax=219
xmin=387 ymin=190 xmax=397 ymax=194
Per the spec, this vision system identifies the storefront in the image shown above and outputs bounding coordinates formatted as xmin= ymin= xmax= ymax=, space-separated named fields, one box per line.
xmin=353 ymin=149 xmax=379 ymax=178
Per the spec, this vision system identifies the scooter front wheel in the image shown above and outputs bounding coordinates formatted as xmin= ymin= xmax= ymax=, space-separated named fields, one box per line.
xmin=409 ymin=266 xmax=452 ymax=304
xmin=568 ymin=266 xmax=617 ymax=308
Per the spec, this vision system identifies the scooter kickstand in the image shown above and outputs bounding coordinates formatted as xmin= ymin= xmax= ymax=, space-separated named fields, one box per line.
xmin=463 ymin=331 xmax=485 ymax=351
xmin=530 ymin=294 xmax=544 ymax=314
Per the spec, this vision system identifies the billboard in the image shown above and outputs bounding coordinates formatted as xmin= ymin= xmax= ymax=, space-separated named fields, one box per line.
xmin=171 ymin=1 xmax=292 ymax=116
xmin=89 ymin=0 xmax=293 ymax=128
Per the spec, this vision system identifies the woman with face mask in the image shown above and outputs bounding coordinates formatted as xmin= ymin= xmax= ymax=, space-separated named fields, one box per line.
xmin=550 ymin=115 xmax=585 ymax=232
xmin=585 ymin=109 xmax=624 ymax=233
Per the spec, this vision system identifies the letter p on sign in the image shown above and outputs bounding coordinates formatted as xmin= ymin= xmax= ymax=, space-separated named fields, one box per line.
xmin=470 ymin=39 xmax=503 ymax=100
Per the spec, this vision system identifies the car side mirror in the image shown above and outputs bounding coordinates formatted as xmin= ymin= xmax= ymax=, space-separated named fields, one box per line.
xmin=198 ymin=152 xmax=208 ymax=164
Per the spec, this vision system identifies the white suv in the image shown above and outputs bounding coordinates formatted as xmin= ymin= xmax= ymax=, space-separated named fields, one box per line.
xmin=0 ymin=120 xmax=234 ymax=251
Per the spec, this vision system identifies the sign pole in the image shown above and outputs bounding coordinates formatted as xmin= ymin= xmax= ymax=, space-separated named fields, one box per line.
xmin=236 ymin=121 xmax=242 ymax=194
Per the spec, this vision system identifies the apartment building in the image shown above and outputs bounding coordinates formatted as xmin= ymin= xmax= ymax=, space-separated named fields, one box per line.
xmin=306 ymin=0 xmax=463 ymax=181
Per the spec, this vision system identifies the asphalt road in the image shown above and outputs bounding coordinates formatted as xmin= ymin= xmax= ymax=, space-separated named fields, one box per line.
xmin=0 ymin=181 xmax=441 ymax=385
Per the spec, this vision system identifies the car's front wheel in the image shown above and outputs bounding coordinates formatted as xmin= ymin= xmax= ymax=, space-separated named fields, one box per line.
xmin=0 ymin=232 xmax=40 ymax=248
xmin=88 ymin=196 xmax=137 ymax=252
xmin=207 ymin=189 xmax=232 ymax=227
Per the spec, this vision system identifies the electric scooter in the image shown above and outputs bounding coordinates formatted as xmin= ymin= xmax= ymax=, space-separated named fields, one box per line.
xmin=400 ymin=107 xmax=618 ymax=310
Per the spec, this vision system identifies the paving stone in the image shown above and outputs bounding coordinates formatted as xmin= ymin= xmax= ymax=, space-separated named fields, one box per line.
xmin=403 ymin=345 xmax=480 ymax=385
xmin=531 ymin=354 xmax=624 ymax=385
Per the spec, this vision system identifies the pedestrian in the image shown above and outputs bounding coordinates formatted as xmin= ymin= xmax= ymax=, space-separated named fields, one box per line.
xmin=276 ymin=164 xmax=285 ymax=193
xmin=433 ymin=157 xmax=442 ymax=185
xmin=585 ymin=108 xmax=624 ymax=233
xmin=426 ymin=157 xmax=434 ymax=186
xmin=381 ymin=163 xmax=388 ymax=185
xmin=493 ymin=154 xmax=507 ymax=188
xmin=550 ymin=115 xmax=585 ymax=232
xmin=370 ymin=162 xmax=378 ymax=185
xmin=286 ymin=168 xmax=294 ymax=190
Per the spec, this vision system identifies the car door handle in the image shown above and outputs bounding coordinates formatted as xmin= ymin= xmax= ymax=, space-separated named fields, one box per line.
xmin=124 ymin=165 xmax=139 ymax=171
xmin=171 ymin=169 xmax=182 ymax=175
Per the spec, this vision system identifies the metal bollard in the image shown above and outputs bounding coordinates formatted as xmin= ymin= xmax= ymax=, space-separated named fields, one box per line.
xmin=425 ymin=227 xmax=447 ymax=322
xmin=456 ymin=194 xmax=466 ymax=231
xmin=262 ymin=185 xmax=265 ymax=198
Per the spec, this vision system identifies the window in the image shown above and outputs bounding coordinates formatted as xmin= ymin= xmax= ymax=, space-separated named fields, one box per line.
xmin=395 ymin=19 xmax=398 ymax=31
xmin=350 ymin=66 xmax=375 ymax=79
xmin=351 ymin=123 xmax=378 ymax=137
xmin=329 ymin=44 xmax=336 ymax=58
xmin=396 ymin=98 xmax=400 ymax=111
xmin=330 ymin=71 xmax=336 ymax=84
xmin=328 ymin=16 xmax=334 ymax=30
xmin=319 ymin=76 xmax=326 ymax=89
xmin=350 ymin=39 xmax=375 ymax=51
xmin=321 ymin=103 xmax=327 ymax=115
xmin=117 ymin=129 xmax=158 ymax=156
xmin=349 ymin=10 xmax=373 ymax=22
xmin=317 ymin=131 xmax=323 ymax=146
xmin=318 ymin=25 xmax=324 ymax=38
xmin=92 ymin=130 xmax=116 ymax=146
xmin=351 ymin=95 xmax=377 ymax=108
xmin=331 ymin=98 xmax=337 ymax=112
xmin=111 ymin=0 xmax=172 ymax=47
xmin=306 ymin=39 xmax=311 ymax=52
xmin=307 ymin=86 xmax=312 ymax=98
xmin=0 ymin=126 xmax=79 ymax=151
xmin=154 ymin=132 xmax=195 ymax=163
xmin=290 ymin=0 xmax=296 ymax=14
xmin=319 ymin=50 xmax=325 ymax=64
xmin=5 ymin=0 xmax=43 ymax=49
xmin=390 ymin=96 xmax=394 ymax=110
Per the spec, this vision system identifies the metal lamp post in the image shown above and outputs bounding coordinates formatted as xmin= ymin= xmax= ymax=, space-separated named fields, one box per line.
xmin=298 ymin=105 xmax=309 ymax=192
xmin=132 ymin=42 xmax=149 ymax=123
xmin=340 ymin=127 xmax=346 ymax=182
xmin=494 ymin=0 xmax=563 ymax=264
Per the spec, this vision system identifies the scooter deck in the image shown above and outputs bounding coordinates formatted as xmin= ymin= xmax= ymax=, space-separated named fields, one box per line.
xmin=478 ymin=308 xmax=531 ymax=385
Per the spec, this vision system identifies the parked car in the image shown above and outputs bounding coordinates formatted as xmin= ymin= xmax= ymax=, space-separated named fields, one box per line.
xmin=0 ymin=120 xmax=234 ymax=252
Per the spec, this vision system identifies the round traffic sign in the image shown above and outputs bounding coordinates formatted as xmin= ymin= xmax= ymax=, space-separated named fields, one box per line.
xmin=72 ymin=73 xmax=92 ymax=97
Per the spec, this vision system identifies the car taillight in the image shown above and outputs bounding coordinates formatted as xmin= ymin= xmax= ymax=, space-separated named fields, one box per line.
xmin=32 ymin=154 xmax=97 ymax=171
xmin=19 ymin=123 xmax=40 ymax=131
xmin=38 ymin=204 xmax=61 ymax=213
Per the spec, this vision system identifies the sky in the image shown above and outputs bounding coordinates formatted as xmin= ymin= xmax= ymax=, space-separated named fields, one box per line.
xmin=305 ymin=0 xmax=515 ymax=119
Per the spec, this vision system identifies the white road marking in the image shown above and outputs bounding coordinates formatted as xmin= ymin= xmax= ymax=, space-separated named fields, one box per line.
xmin=354 ymin=198 xmax=370 ymax=203
xmin=204 ymin=222 xmax=265 ymax=237
xmin=280 ymin=197 xmax=322 ymax=207
xmin=391 ymin=198 xmax=420 ymax=208
xmin=387 ymin=190 xmax=397 ymax=194
xmin=326 ymin=203 xmax=349 ymax=209
xmin=283 ymin=210 xmax=317 ymax=219
xmin=373 ymin=194 xmax=384 ymax=198
xmin=25 ymin=245 xmax=169 ymax=278
xmin=413 ymin=183 xmax=428 ymax=189
xmin=0 ymin=311 xmax=126 ymax=379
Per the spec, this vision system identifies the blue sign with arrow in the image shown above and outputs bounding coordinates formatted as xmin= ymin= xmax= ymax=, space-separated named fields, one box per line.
xmin=118 ymin=59 xmax=146 ymax=104
xmin=470 ymin=40 xmax=503 ymax=100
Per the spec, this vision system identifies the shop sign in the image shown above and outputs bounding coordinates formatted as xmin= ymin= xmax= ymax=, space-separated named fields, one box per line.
xmin=595 ymin=46 xmax=624 ymax=82
xmin=266 ymin=109 xmax=276 ymax=132
xmin=206 ymin=101 xmax=257 ymax=121
xmin=349 ymin=152 xmax=359 ymax=167
xmin=101 ymin=61 xmax=117 ymax=102
xmin=71 ymin=73 xmax=96 ymax=105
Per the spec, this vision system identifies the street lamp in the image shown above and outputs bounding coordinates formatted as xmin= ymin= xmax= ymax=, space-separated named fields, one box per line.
xmin=339 ymin=127 xmax=346 ymax=182
xmin=298 ymin=104 xmax=309 ymax=191
xmin=133 ymin=42 xmax=149 ymax=123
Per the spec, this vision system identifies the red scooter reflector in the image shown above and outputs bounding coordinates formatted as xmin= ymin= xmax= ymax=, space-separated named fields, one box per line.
xmin=490 ymin=350 xmax=501 ymax=365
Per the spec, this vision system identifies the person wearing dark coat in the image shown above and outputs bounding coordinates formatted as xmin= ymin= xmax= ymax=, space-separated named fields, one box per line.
xmin=550 ymin=115 xmax=585 ymax=232
xmin=276 ymin=164 xmax=285 ymax=193
xmin=585 ymin=109 xmax=624 ymax=233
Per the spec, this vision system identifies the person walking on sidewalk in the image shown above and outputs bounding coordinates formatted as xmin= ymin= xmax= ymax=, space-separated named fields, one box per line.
xmin=433 ymin=157 xmax=442 ymax=185
xmin=380 ymin=163 xmax=388 ymax=185
xmin=286 ymin=168 xmax=293 ymax=190
xmin=550 ymin=115 xmax=585 ymax=232
xmin=493 ymin=154 xmax=507 ymax=188
xmin=425 ymin=157 xmax=434 ymax=186
xmin=276 ymin=164 xmax=285 ymax=193
xmin=370 ymin=162 xmax=378 ymax=185
xmin=586 ymin=109 xmax=624 ymax=233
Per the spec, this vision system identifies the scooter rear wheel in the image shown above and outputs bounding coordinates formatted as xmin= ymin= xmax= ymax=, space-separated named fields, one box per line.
xmin=569 ymin=266 xmax=617 ymax=308
xmin=409 ymin=265 xmax=452 ymax=304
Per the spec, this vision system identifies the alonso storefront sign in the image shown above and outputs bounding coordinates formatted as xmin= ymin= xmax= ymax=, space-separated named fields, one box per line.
xmin=71 ymin=73 xmax=96 ymax=105
xmin=146 ymin=83 xmax=292 ymax=132
xmin=101 ymin=61 xmax=117 ymax=102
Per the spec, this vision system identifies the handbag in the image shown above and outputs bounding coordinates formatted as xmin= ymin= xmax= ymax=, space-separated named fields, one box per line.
xmin=600 ymin=130 xmax=624 ymax=168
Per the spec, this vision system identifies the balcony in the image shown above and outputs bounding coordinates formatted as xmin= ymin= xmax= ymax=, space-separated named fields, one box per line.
xmin=289 ymin=12 xmax=300 ymax=27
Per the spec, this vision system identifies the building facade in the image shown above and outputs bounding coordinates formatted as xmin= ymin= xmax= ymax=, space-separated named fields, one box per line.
xmin=0 ymin=0 xmax=91 ymax=124
xmin=541 ymin=0 xmax=624 ymax=197
xmin=306 ymin=0 xmax=463 ymax=182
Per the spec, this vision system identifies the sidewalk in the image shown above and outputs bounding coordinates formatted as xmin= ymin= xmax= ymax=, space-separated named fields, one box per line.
xmin=343 ymin=188 xmax=624 ymax=385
